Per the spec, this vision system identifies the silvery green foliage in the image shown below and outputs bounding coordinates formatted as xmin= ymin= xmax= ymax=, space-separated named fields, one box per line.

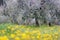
xmin=0 ymin=15 xmax=11 ymax=23
xmin=0 ymin=0 xmax=60 ymax=25
xmin=0 ymin=6 xmax=4 ymax=15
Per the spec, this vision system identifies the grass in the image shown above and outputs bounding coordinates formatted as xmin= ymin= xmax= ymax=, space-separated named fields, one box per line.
xmin=0 ymin=23 xmax=60 ymax=40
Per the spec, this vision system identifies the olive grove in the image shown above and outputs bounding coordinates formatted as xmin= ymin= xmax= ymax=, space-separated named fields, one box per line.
xmin=0 ymin=0 xmax=60 ymax=26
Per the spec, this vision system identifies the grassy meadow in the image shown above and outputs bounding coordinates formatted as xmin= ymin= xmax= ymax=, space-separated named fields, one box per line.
xmin=0 ymin=23 xmax=60 ymax=40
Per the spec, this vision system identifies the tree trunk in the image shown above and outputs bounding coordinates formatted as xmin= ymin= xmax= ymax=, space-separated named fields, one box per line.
xmin=48 ymin=22 xmax=52 ymax=26
xmin=35 ymin=17 xmax=39 ymax=26
xmin=34 ymin=11 xmax=39 ymax=26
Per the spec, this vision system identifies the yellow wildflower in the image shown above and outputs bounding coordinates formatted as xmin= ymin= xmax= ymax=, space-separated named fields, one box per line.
xmin=37 ymin=36 xmax=40 ymax=39
xmin=22 ymin=33 xmax=26 ymax=39
xmin=54 ymin=33 xmax=58 ymax=38
xmin=10 ymin=34 xmax=16 ymax=38
xmin=1 ymin=30 xmax=5 ymax=34
xmin=0 ymin=36 xmax=9 ymax=40
xmin=11 ymin=28 xmax=15 ymax=31
xmin=15 ymin=25 xmax=19 ymax=28
xmin=8 ymin=27 xmax=11 ymax=29
xmin=43 ymin=34 xmax=49 ymax=37
xmin=15 ymin=37 xmax=20 ymax=40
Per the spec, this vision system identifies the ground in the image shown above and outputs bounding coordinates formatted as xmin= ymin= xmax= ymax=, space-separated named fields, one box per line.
xmin=0 ymin=23 xmax=60 ymax=40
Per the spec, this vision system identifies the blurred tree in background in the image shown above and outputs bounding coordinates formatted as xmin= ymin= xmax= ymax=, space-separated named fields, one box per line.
xmin=0 ymin=0 xmax=60 ymax=26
